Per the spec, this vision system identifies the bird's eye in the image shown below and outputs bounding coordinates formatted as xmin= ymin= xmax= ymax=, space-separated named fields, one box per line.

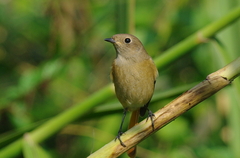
xmin=124 ymin=38 xmax=131 ymax=43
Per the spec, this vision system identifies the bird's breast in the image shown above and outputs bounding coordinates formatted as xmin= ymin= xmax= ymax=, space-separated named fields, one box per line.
xmin=111 ymin=59 xmax=157 ymax=111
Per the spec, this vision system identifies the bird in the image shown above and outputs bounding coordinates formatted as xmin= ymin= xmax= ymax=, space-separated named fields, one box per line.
xmin=105 ymin=34 xmax=158 ymax=158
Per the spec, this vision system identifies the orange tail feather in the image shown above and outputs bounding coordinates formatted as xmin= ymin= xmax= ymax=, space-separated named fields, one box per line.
xmin=127 ymin=110 xmax=140 ymax=158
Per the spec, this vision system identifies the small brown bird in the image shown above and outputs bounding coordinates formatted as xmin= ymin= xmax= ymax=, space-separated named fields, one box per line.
xmin=105 ymin=34 xmax=158 ymax=158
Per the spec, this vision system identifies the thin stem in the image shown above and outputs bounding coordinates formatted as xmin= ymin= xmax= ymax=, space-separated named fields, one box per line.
xmin=154 ymin=7 xmax=240 ymax=69
xmin=127 ymin=0 xmax=135 ymax=34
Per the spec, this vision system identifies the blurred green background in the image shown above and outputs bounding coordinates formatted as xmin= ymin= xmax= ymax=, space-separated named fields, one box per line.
xmin=0 ymin=0 xmax=240 ymax=158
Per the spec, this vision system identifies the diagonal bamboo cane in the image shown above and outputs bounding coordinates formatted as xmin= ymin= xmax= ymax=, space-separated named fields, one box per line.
xmin=87 ymin=57 xmax=240 ymax=158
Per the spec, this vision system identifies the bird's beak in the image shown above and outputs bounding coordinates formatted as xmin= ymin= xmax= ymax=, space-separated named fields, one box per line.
xmin=104 ymin=38 xmax=116 ymax=43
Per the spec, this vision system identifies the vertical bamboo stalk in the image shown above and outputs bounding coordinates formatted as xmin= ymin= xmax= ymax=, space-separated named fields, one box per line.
xmin=127 ymin=0 xmax=135 ymax=34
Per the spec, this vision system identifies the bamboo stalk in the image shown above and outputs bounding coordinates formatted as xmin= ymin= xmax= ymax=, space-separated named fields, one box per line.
xmin=154 ymin=7 xmax=240 ymax=68
xmin=87 ymin=57 xmax=240 ymax=158
xmin=127 ymin=0 xmax=135 ymax=34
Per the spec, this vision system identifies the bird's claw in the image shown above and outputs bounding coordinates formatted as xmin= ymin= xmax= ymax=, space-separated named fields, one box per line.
xmin=146 ymin=110 xmax=155 ymax=130
xmin=115 ymin=131 xmax=126 ymax=147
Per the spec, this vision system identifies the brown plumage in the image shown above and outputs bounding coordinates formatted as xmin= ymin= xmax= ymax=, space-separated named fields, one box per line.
xmin=105 ymin=34 xmax=158 ymax=158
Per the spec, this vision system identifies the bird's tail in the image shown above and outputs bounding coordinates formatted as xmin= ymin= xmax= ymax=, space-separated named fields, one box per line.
xmin=127 ymin=109 xmax=140 ymax=158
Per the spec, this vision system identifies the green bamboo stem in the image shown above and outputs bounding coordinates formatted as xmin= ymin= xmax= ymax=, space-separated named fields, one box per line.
xmin=154 ymin=7 xmax=240 ymax=68
xmin=127 ymin=0 xmax=135 ymax=34
xmin=0 ymin=84 xmax=114 ymax=158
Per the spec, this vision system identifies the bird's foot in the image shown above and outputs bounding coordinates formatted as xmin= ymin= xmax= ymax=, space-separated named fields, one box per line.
xmin=146 ymin=110 xmax=155 ymax=130
xmin=115 ymin=131 xmax=126 ymax=147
